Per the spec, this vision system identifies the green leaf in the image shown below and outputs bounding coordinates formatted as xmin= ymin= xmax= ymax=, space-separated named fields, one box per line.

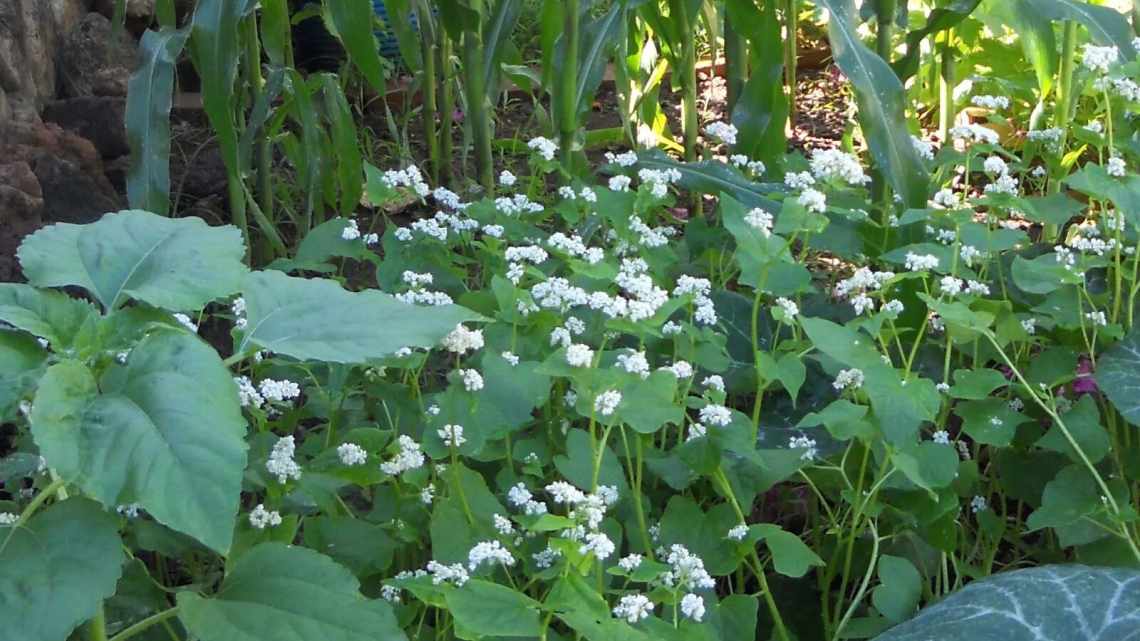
xmin=747 ymin=524 xmax=823 ymax=578
xmin=630 ymin=150 xmax=783 ymax=211
xmin=816 ymin=0 xmax=929 ymax=207
xmin=31 ymin=331 xmax=247 ymax=553
xmin=800 ymin=317 xmax=940 ymax=443
xmin=1012 ymin=254 xmax=1083 ymax=295
xmin=1097 ymin=326 xmax=1140 ymax=425
xmin=956 ymin=398 xmax=1022 ymax=446
xmin=18 ymin=210 xmax=247 ymax=312
xmin=0 ymin=498 xmax=125 ymax=641
xmin=1021 ymin=0 xmax=1137 ymax=56
xmin=553 ymin=1 xmax=629 ymax=133
xmin=303 ymin=517 xmax=396 ymax=576
xmin=238 ymin=270 xmax=483 ymax=363
xmin=1016 ymin=194 xmax=1084 ymax=227
xmin=948 ymin=368 xmax=1008 ymax=400
xmin=318 ymin=75 xmax=364 ymax=217
xmin=0 ymin=331 xmax=47 ymax=420
xmin=178 ymin=543 xmax=406 ymax=641
xmin=871 ymin=555 xmax=921 ymax=624
xmin=189 ymin=0 xmax=257 ymax=181
xmin=446 ymin=579 xmax=542 ymax=639
xmin=659 ymin=496 xmax=738 ymax=575
xmin=126 ymin=27 xmax=190 ymax=215
xmin=892 ymin=1 xmax=982 ymax=82
xmin=871 ymin=565 xmax=1140 ymax=640
xmin=619 ymin=370 xmax=684 ymax=434
xmin=1036 ymin=395 xmax=1110 ymax=465
xmin=727 ymin=0 xmax=787 ymax=162
xmin=989 ymin=0 xmax=1058 ymax=96
xmin=323 ymin=0 xmax=386 ymax=93
xmin=1025 ymin=465 xmax=1101 ymax=541
xmin=0 ymin=284 xmax=97 ymax=350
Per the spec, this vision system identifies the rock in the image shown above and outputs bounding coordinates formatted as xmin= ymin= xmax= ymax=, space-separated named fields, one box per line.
xmin=103 ymin=154 xmax=130 ymax=193
xmin=0 ymin=118 xmax=123 ymax=224
xmin=0 ymin=161 xmax=44 ymax=282
xmin=94 ymin=0 xmax=153 ymax=19
xmin=42 ymin=96 xmax=128 ymax=158
xmin=56 ymin=12 xmax=136 ymax=98
xmin=33 ymin=154 xmax=123 ymax=224
xmin=0 ymin=0 xmax=91 ymax=115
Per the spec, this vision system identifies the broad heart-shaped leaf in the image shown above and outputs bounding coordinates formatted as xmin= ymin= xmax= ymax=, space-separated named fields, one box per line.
xmin=445 ymin=579 xmax=543 ymax=639
xmin=0 ymin=498 xmax=124 ymax=641
xmin=872 ymin=555 xmax=922 ymax=624
xmin=0 ymin=284 xmax=97 ymax=350
xmin=1021 ymin=0 xmax=1137 ymax=58
xmin=17 ymin=210 xmax=247 ymax=312
xmin=871 ymin=565 xmax=1140 ymax=641
xmin=126 ymin=27 xmax=190 ymax=215
xmin=237 ymin=270 xmax=484 ymax=363
xmin=0 ymin=331 xmax=47 ymax=421
xmin=1025 ymin=465 xmax=1106 ymax=547
xmin=31 ymin=331 xmax=246 ymax=553
xmin=178 ymin=543 xmax=406 ymax=641
xmin=745 ymin=524 xmax=823 ymax=578
xmin=800 ymin=317 xmax=940 ymax=444
xmin=816 ymin=0 xmax=929 ymax=208
xmin=1012 ymin=253 xmax=1083 ymax=295
xmin=1097 ymin=325 xmax=1140 ymax=426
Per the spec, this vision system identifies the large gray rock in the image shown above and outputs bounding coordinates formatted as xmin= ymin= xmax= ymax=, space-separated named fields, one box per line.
xmin=0 ymin=0 xmax=90 ymax=117
xmin=42 ymin=95 xmax=128 ymax=158
xmin=56 ymin=11 xmax=136 ymax=98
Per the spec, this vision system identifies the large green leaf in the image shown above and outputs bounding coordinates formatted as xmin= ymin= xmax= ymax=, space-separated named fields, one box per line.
xmin=892 ymin=0 xmax=982 ymax=82
xmin=872 ymin=565 xmax=1140 ymax=640
xmin=237 ymin=270 xmax=484 ymax=363
xmin=324 ymin=0 xmax=386 ymax=93
xmin=318 ymin=75 xmax=364 ymax=217
xmin=189 ymin=0 xmax=257 ymax=179
xmin=126 ymin=27 xmax=190 ymax=215
xmin=800 ymin=317 xmax=939 ymax=443
xmin=31 ymin=331 xmax=247 ymax=553
xmin=727 ymin=0 xmax=787 ymax=162
xmin=1098 ymin=326 xmax=1140 ymax=425
xmin=445 ymin=580 xmax=543 ymax=639
xmin=483 ymin=0 xmax=523 ymax=97
xmin=987 ymin=0 xmax=1058 ymax=96
xmin=553 ymin=1 xmax=630 ymax=129
xmin=17 ymin=210 xmax=247 ymax=312
xmin=0 ymin=498 xmax=125 ymax=641
xmin=628 ymin=150 xmax=783 ymax=211
xmin=872 ymin=555 xmax=922 ymax=624
xmin=816 ymin=0 xmax=930 ymax=207
xmin=1022 ymin=0 xmax=1137 ymax=57
xmin=0 ymin=331 xmax=47 ymax=421
xmin=178 ymin=543 xmax=406 ymax=641
xmin=0 ymin=284 xmax=97 ymax=350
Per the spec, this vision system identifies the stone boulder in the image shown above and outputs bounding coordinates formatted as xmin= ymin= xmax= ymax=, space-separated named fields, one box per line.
xmin=56 ymin=11 xmax=136 ymax=98
xmin=0 ymin=0 xmax=91 ymax=118
xmin=0 ymin=161 xmax=44 ymax=282
xmin=42 ymin=96 xmax=129 ymax=159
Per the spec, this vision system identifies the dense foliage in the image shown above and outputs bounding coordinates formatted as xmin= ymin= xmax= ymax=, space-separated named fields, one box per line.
xmin=7 ymin=1 xmax=1140 ymax=641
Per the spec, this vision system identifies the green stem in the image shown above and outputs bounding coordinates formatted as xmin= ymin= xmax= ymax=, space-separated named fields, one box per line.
xmin=439 ymin=30 xmax=455 ymax=187
xmin=674 ymin=0 xmax=699 ymax=164
xmin=560 ymin=0 xmax=581 ymax=175
xmin=725 ymin=15 xmax=747 ymax=114
xmin=938 ymin=29 xmax=955 ymax=144
xmin=88 ymin=606 xmax=108 ymax=641
xmin=783 ymin=0 xmax=799 ymax=127
xmin=832 ymin=521 xmax=881 ymax=641
xmin=244 ymin=15 xmax=273 ymax=229
xmin=107 ymin=607 xmax=180 ymax=641
xmin=417 ymin=0 xmax=441 ymax=185
xmin=463 ymin=26 xmax=495 ymax=194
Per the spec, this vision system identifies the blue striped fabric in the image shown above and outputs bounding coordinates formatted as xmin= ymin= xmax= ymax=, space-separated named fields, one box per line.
xmin=371 ymin=0 xmax=417 ymax=62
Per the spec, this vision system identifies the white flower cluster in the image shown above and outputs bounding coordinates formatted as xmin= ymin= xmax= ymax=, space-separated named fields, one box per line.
xmin=833 ymin=368 xmax=864 ymax=391
xmin=950 ymin=124 xmax=999 ymax=146
xmin=1082 ymin=44 xmax=1119 ymax=74
xmin=911 ymin=136 xmax=935 ymax=161
xmin=441 ymin=324 xmax=484 ymax=355
xmin=699 ymin=403 xmax=732 ymax=427
xmin=337 ymin=443 xmax=368 ymax=466
xmin=380 ymin=435 xmax=425 ymax=476
xmin=613 ymin=594 xmax=654 ymax=624
xmin=249 ymin=504 xmax=282 ymax=529
xmin=266 ymin=436 xmax=302 ymax=483
xmin=705 ymin=121 xmax=738 ymax=145
xmin=507 ymin=482 xmax=549 ymax=516
xmin=468 ymin=540 xmax=516 ymax=570
xmin=605 ymin=150 xmax=639 ymax=167
xmin=380 ymin=164 xmax=430 ymax=197
xmin=663 ymin=544 xmax=716 ymax=590
xmin=1108 ymin=156 xmax=1127 ymax=177
xmin=457 ymin=368 xmax=484 ymax=392
xmin=834 ymin=268 xmax=895 ymax=316
xmin=745 ymin=208 xmax=774 ymax=236
xmin=810 ymin=149 xmax=870 ymax=186
xmin=730 ymin=154 xmax=766 ymax=175
xmin=904 ymin=252 xmax=939 ymax=272
xmin=616 ymin=350 xmax=650 ymax=379
xmin=788 ymin=435 xmax=818 ymax=461
xmin=680 ymin=593 xmax=706 ymax=622
xmin=259 ymin=379 xmax=301 ymax=403
xmin=426 ymin=560 xmax=470 ymax=586
xmin=971 ymin=95 xmax=1010 ymax=110
xmin=547 ymin=232 xmax=604 ymax=264
xmin=930 ymin=188 xmax=960 ymax=209
xmin=495 ymin=194 xmax=545 ymax=216
xmin=432 ymin=186 xmax=464 ymax=210
xmin=0 ymin=512 xmax=18 ymax=526
xmin=438 ymin=424 xmax=467 ymax=447
xmin=594 ymin=390 xmax=622 ymax=416
xmin=527 ymin=136 xmax=559 ymax=161
xmin=637 ymin=168 xmax=682 ymax=199
xmin=629 ymin=215 xmax=677 ymax=248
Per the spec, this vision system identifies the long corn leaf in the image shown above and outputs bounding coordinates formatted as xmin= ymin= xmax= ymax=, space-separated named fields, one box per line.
xmin=324 ymin=0 xmax=387 ymax=93
xmin=817 ymin=0 xmax=929 ymax=208
xmin=126 ymin=27 xmax=190 ymax=215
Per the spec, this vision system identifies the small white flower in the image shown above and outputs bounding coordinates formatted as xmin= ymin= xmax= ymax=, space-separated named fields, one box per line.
xmin=744 ymin=208 xmax=774 ymax=236
xmin=493 ymin=513 xmax=515 ymax=536
xmin=566 ymin=343 xmax=595 ymax=368
xmin=337 ymin=443 xmax=368 ymax=466
xmin=1107 ymin=156 xmax=1127 ymax=177
xmin=438 ymin=424 xmax=467 ymax=447
xmin=266 ymin=436 xmax=302 ymax=483
xmin=442 ymin=324 xmax=485 ymax=355
xmin=798 ymin=187 xmax=827 ymax=213
xmin=983 ymin=156 xmax=1008 ymax=176
xmin=468 ymin=540 xmax=516 ymax=570
xmin=904 ymin=252 xmax=940 ymax=272
xmin=173 ymin=313 xmax=198 ymax=333
xmin=1086 ymin=310 xmax=1108 ymax=327
xmin=618 ymin=554 xmax=644 ymax=572
xmin=775 ymin=297 xmax=799 ymax=319
xmin=788 ymin=435 xmax=818 ymax=461
xmin=971 ymin=95 xmax=1010 ymax=110
xmin=702 ymin=375 xmax=725 ymax=393
xmin=421 ymin=484 xmax=436 ymax=505
xmin=579 ymin=532 xmax=615 ymax=560
xmin=726 ymin=524 xmax=748 ymax=541
xmin=458 ymin=368 xmax=484 ymax=392
xmin=970 ymin=495 xmax=988 ymax=513
xmin=501 ymin=351 xmax=520 ymax=366
xmin=259 ymin=379 xmax=301 ymax=403
xmin=1082 ymin=44 xmax=1119 ymax=74
xmin=613 ymin=594 xmax=654 ymax=624
xmin=248 ymin=504 xmax=282 ymax=529
xmin=833 ymin=368 xmax=864 ymax=391
xmin=499 ymin=170 xmax=517 ymax=187
xmin=699 ymin=404 xmax=732 ymax=427
xmin=0 ymin=512 xmax=17 ymax=526
xmin=341 ymin=219 xmax=361 ymax=240
xmin=705 ymin=121 xmax=738 ymax=145
xmin=932 ymin=430 xmax=951 ymax=445
xmin=680 ymin=593 xmax=706 ymax=622
xmin=609 ymin=175 xmax=632 ymax=192
xmin=594 ymin=390 xmax=622 ymax=416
